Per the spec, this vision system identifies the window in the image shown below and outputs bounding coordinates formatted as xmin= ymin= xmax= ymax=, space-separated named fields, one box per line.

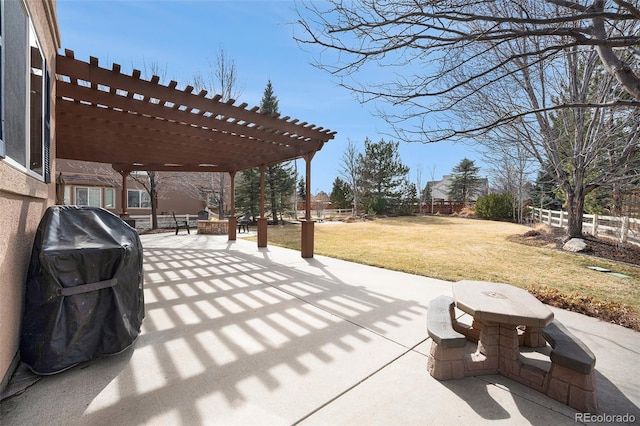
xmin=127 ymin=190 xmax=150 ymax=208
xmin=75 ymin=187 xmax=101 ymax=207
xmin=1 ymin=0 xmax=50 ymax=182
xmin=104 ymin=188 xmax=115 ymax=208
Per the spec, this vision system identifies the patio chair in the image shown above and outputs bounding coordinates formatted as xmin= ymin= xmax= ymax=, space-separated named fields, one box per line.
xmin=172 ymin=211 xmax=190 ymax=235
xmin=238 ymin=212 xmax=251 ymax=233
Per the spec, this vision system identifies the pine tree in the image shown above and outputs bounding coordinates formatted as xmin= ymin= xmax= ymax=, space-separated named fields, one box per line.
xmin=447 ymin=158 xmax=483 ymax=206
xmin=330 ymin=177 xmax=352 ymax=209
xmin=260 ymin=80 xmax=295 ymax=223
xmin=236 ymin=167 xmax=260 ymax=220
xmin=529 ymin=169 xmax=563 ymax=211
xmin=357 ymin=138 xmax=409 ymax=214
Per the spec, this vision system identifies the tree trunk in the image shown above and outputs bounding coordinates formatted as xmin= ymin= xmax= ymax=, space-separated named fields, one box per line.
xmin=218 ymin=173 xmax=225 ymax=219
xmin=610 ymin=183 xmax=623 ymax=217
xmin=564 ymin=186 xmax=585 ymax=239
xmin=150 ymin=174 xmax=159 ymax=229
xmin=270 ymin=189 xmax=278 ymax=224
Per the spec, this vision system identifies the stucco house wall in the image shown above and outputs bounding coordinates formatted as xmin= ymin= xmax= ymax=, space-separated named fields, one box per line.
xmin=0 ymin=0 xmax=61 ymax=391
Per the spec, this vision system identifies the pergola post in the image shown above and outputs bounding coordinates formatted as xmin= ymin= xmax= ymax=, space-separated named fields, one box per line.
xmin=228 ymin=171 xmax=237 ymax=241
xmin=117 ymin=169 xmax=130 ymax=217
xmin=258 ymin=164 xmax=268 ymax=248
xmin=301 ymin=153 xmax=315 ymax=258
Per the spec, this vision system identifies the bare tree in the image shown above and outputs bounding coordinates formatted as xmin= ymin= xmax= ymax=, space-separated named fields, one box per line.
xmin=296 ymin=0 xmax=640 ymax=237
xmin=137 ymin=60 xmax=173 ymax=229
xmin=129 ymin=171 xmax=177 ymax=228
xmin=461 ymin=38 xmax=640 ymax=236
xmin=189 ymin=47 xmax=244 ymax=218
xmin=339 ymin=138 xmax=361 ymax=216
xmin=481 ymin=141 xmax=537 ymax=223
xmin=414 ymin=165 xmax=424 ymax=214
xmin=295 ymin=0 xmax=640 ymax=140
xmin=426 ymin=164 xmax=438 ymax=214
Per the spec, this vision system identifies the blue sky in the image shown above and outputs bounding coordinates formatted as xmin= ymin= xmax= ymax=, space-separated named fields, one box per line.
xmin=56 ymin=0 xmax=484 ymax=194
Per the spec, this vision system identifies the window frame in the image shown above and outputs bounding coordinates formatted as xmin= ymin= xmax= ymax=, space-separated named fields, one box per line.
xmin=127 ymin=189 xmax=151 ymax=209
xmin=74 ymin=186 xmax=102 ymax=207
xmin=0 ymin=0 xmax=50 ymax=182
xmin=104 ymin=187 xmax=115 ymax=208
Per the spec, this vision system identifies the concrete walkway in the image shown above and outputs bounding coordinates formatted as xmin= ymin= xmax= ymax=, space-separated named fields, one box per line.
xmin=1 ymin=233 xmax=638 ymax=425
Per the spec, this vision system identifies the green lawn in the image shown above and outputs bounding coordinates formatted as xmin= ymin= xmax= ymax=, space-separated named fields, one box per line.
xmin=244 ymin=216 xmax=640 ymax=327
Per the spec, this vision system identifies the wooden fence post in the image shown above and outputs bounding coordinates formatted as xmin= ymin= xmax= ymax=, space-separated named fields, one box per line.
xmin=592 ymin=214 xmax=598 ymax=237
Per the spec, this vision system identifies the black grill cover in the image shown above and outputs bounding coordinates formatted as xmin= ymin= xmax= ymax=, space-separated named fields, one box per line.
xmin=21 ymin=206 xmax=144 ymax=374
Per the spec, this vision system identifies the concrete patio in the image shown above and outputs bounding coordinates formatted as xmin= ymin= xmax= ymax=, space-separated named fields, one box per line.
xmin=1 ymin=232 xmax=638 ymax=425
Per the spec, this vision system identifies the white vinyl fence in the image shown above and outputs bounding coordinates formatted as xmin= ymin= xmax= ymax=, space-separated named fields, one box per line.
xmin=530 ymin=207 xmax=640 ymax=247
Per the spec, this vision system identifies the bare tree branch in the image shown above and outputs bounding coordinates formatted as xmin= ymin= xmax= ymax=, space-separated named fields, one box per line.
xmin=295 ymin=0 xmax=640 ymax=138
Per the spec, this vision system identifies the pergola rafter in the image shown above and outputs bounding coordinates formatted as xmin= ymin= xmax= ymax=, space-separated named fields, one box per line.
xmin=55 ymin=49 xmax=336 ymax=173
xmin=54 ymin=50 xmax=336 ymax=257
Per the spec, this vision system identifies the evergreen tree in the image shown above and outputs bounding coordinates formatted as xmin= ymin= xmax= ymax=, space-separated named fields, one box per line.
xmin=330 ymin=177 xmax=352 ymax=209
xmin=447 ymin=158 xmax=483 ymax=206
xmin=357 ymin=138 xmax=410 ymax=214
xmin=260 ymin=80 xmax=296 ymax=223
xmin=236 ymin=167 xmax=260 ymax=220
xmin=397 ymin=180 xmax=418 ymax=215
xmin=297 ymin=177 xmax=306 ymax=200
xmin=529 ymin=169 xmax=563 ymax=211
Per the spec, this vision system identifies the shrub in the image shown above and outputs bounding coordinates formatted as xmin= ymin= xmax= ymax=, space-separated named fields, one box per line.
xmin=367 ymin=196 xmax=388 ymax=215
xmin=475 ymin=193 xmax=513 ymax=220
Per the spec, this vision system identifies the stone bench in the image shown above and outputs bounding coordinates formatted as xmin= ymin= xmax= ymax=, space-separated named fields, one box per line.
xmin=427 ymin=295 xmax=467 ymax=380
xmin=541 ymin=320 xmax=597 ymax=413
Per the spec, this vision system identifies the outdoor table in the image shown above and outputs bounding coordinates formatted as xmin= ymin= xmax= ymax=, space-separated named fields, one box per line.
xmin=452 ymin=280 xmax=554 ymax=377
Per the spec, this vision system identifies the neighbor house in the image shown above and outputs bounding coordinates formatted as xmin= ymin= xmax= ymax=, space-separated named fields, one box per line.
xmin=427 ymin=174 xmax=489 ymax=202
xmin=56 ymin=159 xmax=218 ymax=217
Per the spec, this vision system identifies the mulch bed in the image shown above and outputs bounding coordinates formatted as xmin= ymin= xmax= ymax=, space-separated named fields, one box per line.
xmin=508 ymin=227 xmax=640 ymax=267
xmin=509 ymin=226 xmax=640 ymax=330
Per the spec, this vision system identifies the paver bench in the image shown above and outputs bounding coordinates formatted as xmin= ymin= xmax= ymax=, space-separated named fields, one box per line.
xmin=427 ymin=295 xmax=467 ymax=380
xmin=541 ymin=320 xmax=597 ymax=412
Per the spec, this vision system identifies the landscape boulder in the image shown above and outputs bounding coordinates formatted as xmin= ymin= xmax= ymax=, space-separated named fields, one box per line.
xmin=563 ymin=238 xmax=588 ymax=253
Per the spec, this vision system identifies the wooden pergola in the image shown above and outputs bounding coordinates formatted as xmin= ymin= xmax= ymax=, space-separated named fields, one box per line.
xmin=55 ymin=50 xmax=336 ymax=257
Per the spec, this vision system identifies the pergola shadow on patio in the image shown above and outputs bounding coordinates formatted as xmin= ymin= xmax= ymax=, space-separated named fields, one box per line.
xmin=2 ymin=236 xmax=431 ymax=424
xmin=4 ymin=234 xmax=638 ymax=425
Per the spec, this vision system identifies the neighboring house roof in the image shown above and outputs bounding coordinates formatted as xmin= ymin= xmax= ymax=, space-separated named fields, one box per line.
xmin=55 ymin=50 xmax=336 ymax=174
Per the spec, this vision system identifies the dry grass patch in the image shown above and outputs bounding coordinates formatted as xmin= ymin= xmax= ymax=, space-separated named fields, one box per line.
xmin=245 ymin=216 xmax=640 ymax=329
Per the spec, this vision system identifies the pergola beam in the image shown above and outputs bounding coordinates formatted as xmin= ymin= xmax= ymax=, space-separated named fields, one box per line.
xmin=55 ymin=51 xmax=336 ymax=257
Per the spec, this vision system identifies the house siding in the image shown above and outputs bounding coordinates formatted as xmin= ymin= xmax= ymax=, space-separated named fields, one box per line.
xmin=428 ymin=174 xmax=489 ymax=202
xmin=57 ymin=160 xmax=213 ymax=219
